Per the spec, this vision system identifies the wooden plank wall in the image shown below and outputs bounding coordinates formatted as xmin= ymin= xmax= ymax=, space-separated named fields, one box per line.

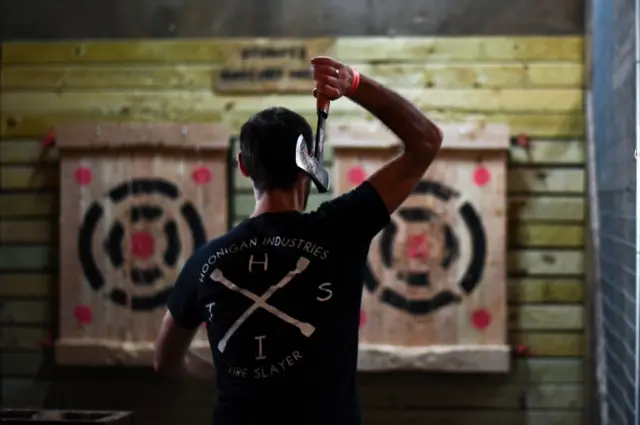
xmin=0 ymin=37 xmax=586 ymax=425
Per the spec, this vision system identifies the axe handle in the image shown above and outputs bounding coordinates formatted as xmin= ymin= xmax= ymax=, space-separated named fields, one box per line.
xmin=316 ymin=95 xmax=331 ymax=118
xmin=314 ymin=95 xmax=330 ymax=159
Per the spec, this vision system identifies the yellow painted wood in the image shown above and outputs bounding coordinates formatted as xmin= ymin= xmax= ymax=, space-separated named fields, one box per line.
xmin=0 ymin=165 xmax=58 ymax=190
xmin=508 ymin=250 xmax=583 ymax=275
xmin=1 ymin=89 xmax=583 ymax=116
xmin=508 ymin=168 xmax=584 ymax=193
xmin=1 ymin=40 xmax=234 ymax=65
xmin=0 ymin=140 xmax=58 ymax=164
xmin=0 ymin=300 xmax=50 ymax=324
xmin=510 ymin=306 xmax=583 ymax=330
xmin=0 ymin=274 xmax=55 ymax=296
xmin=333 ymin=37 xmax=584 ymax=62
xmin=0 ymin=246 xmax=52 ymax=271
xmin=0 ymin=62 xmax=584 ymax=91
xmin=2 ymin=65 xmax=220 ymax=91
xmin=509 ymin=223 xmax=584 ymax=247
xmin=0 ymin=219 xmax=56 ymax=243
xmin=1 ymin=111 xmax=586 ymax=139
xmin=512 ymin=332 xmax=583 ymax=356
xmin=2 ymin=37 xmax=584 ymax=65
xmin=357 ymin=62 xmax=584 ymax=89
xmin=508 ymin=196 xmax=584 ymax=221
xmin=509 ymin=140 xmax=584 ymax=164
xmin=508 ymin=279 xmax=584 ymax=303
xmin=0 ymin=193 xmax=57 ymax=217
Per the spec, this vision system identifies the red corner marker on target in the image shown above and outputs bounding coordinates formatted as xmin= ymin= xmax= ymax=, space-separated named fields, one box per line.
xmin=471 ymin=309 xmax=492 ymax=330
xmin=347 ymin=166 xmax=367 ymax=186
xmin=472 ymin=166 xmax=491 ymax=187
xmin=74 ymin=167 xmax=93 ymax=186
xmin=74 ymin=305 xmax=93 ymax=326
xmin=359 ymin=309 xmax=367 ymax=328
xmin=192 ymin=167 xmax=213 ymax=185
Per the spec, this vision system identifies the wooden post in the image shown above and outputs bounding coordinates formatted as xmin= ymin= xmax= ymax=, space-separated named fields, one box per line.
xmin=54 ymin=123 xmax=230 ymax=365
xmin=331 ymin=120 xmax=511 ymax=372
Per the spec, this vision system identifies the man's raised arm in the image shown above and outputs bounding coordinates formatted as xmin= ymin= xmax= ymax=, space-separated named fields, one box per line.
xmin=311 ymin=57 xmax=443 ymax=215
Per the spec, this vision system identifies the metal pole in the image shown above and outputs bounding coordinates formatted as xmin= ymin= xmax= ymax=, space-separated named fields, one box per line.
xmin=634 ymin=0 xmax=640 ymax=421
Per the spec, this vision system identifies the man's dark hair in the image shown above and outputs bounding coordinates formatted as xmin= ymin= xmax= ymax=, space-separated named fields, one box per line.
xmin=239 ymin=106 xmax=313 ymax=193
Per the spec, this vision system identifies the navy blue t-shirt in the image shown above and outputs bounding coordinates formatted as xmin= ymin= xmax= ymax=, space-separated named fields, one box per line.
xmin=167 ymin=182 xmax=389 ymax=425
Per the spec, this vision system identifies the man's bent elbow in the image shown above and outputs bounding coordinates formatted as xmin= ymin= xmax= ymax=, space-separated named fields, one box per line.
xmin=409 ymin=122 xmax=443 ymax=166
xmin=425 ymin=121 xmax=443 ymax=151
xmin=153 ymin=349 xmax=178 ymax=376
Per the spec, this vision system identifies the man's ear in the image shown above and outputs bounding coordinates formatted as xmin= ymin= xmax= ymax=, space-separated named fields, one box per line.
xmin=238 ymin=152 xmax=250 ymax=177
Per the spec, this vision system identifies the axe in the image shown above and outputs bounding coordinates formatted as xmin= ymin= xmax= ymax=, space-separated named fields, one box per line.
xmin=295 ymin=95 xmax=331 ymax=193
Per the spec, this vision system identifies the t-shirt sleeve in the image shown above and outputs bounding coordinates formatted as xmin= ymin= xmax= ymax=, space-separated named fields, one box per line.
xmin=166 ymin=260 xmax=202 ymax=330
xmin=314 ymin=181 xmax=390 ymax=242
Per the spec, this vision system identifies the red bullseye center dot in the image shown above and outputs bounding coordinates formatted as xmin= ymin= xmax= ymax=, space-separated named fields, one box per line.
xmin=347 ymin=166 xmax=367 ymax=186
xmin=473 ymin=167 xmax=491 ymax=186
xmin=74 ymin=305 xmax=93 ymax=325
xmin=407 ymin=234 xmax=429 ymax=259
xmin=131 ymin=231 xmax=155 ymax=260
xmin=74 ymin=167 xmax=93 ymax=186
xmin=471 ymin=309 xmax=492 ymax=330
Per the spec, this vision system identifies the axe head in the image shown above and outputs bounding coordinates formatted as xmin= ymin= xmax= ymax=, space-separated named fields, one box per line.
xmin=295 ymin=134 xmax=330 ymax=193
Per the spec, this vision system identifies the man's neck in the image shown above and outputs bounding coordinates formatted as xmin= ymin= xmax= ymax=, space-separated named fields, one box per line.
xmin=251 ymin=190 xmax=303 ymax=217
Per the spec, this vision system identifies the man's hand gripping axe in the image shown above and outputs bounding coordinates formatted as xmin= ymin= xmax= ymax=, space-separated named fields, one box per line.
xmin=295 ymin=96 xmax=331 ymax=193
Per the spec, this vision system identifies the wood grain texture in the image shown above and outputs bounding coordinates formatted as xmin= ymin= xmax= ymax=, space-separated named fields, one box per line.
xmin=0 ymin=274 xmax=55 ymax=296
xmin=0 ymin=246 xmax=55 ymax=271
xmin=1 ymin=89 xmax=583 ymax=116
xmin=0 ymin=193 xmax=58 ymax=217
xmin=0 ymin=34 xmax=585 ymax=421
xmin=1 ymin=112 xmax=586 ymax=138
xmin=2 ymin=37 xmax=584 ymax=65
xmin=1 ymin=63 xmax=584 ymax=91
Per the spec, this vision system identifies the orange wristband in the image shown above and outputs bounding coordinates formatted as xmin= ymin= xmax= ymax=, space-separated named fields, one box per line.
xmin=345 ymin=68 xmax=360 ymax=97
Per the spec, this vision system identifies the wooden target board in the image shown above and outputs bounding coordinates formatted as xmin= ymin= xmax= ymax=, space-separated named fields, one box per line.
xmin=331 ymin=121 xmax=510 ymax=372
xmin=55 ymin=123 xmax=230 ymax=365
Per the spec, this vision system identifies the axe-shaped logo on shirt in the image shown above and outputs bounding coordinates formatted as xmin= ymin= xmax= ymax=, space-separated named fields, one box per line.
xmin=210 ymin=257 xmax=315 ymax=353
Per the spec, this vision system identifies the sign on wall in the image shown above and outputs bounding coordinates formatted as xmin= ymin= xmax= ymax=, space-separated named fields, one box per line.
xmin=331 ymin=121 xmax=511 ymax=372
xmin=215 ymin=38 xmax=333 ymax=93
xmin=55 ymin=123 xmax=230 ymax=365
